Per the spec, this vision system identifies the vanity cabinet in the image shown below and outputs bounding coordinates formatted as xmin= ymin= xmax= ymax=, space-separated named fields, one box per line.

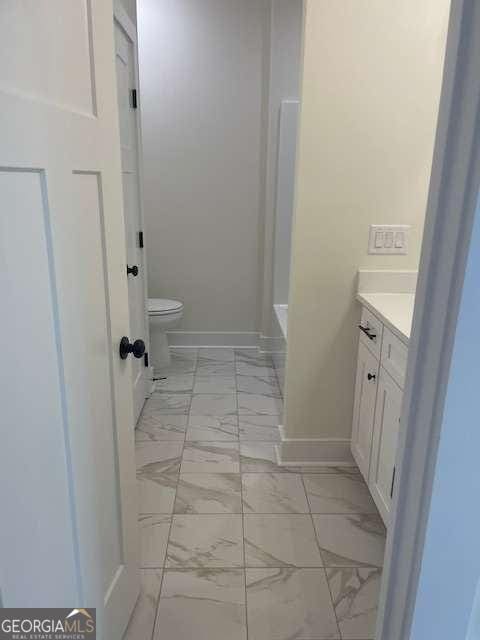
xmin=351 ymin=307 xmax=407 ymax=525
xmin=351 ymin=341 xmax=379 ymax=480
xmin=369 ymin=369 xmax=402 ymax=522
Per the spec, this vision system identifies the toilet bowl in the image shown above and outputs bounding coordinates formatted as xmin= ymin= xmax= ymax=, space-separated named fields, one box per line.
xmin=148 ymin=298 xmax=184 ymax=369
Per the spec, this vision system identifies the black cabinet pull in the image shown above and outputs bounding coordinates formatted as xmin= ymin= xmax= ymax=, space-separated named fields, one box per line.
xmin=367 ymin=373 xmax=376 ymax=381
xmin=359 ymin=324 xmax=377 ymax=340
xmin=127 ymin=265 xmax=139 ymax=277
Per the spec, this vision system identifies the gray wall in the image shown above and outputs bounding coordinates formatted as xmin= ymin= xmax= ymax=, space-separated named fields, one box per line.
xmin=138 ymin=0 xmax=269 ymax=333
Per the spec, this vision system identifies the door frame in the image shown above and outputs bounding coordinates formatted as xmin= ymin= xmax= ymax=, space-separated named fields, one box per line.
xmin=377 ymin=0 xmax=480 ymax=637
xmin=113 ymin=1 xmax=152 ymax=396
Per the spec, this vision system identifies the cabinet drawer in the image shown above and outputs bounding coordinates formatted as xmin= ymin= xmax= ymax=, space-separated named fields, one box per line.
xmin=381 ymin=327 xmax=408 ymax=388
xmin=359 ymin=306 xmax=383 ymax=359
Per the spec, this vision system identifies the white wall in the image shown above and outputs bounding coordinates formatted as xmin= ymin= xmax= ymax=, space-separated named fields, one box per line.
xmin=409 ymin=193 xmax=480 ymax=639
xmin=273 ymin=99 xmax=299 ymax=304
xmin=138 ymin=0 xmax=269 ymax=334
xmin=284 ymin=0 xmax=450 ymax=438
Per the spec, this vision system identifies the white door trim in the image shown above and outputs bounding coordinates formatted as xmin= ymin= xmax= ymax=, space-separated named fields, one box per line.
xmin=378 ymin=0 xmax=480 ymax=637
xmin=114 ymin=2 xmax=153 ymax=395
xmin=113 ymin=2 xmax=137 ymax=43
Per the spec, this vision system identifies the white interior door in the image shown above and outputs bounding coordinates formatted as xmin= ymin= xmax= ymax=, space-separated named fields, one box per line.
xmin=114 ymin=12 xmax=149 ymax=424
xmin=0 ymin=2 xmax=139 ymax=638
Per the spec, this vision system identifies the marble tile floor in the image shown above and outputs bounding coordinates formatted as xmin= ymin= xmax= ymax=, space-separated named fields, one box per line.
xmin=124 ymin=347 xmax=386 ymax=640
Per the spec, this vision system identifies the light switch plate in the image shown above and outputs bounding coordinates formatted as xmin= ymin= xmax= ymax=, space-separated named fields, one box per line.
xmin=368 ymin=225 xmax=410 ymax=255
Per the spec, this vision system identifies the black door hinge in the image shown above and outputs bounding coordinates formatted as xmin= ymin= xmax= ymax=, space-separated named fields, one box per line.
xmin=138 ymin=231 xmax=144 ymax=248
xmin=130 ymin=88 xmax=138 ymax=109
xmin=144 ymin=352 xmax=149 ymax=368
xmin=390 ymin=466 xmax=396 ymax=499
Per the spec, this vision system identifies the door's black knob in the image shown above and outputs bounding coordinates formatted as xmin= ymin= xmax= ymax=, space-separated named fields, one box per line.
xmin=127 ymin=265 xmax=139 ymax=277
xmin=119 ymin=337 xmax=146 ymax=359
xmin=367 ymin=373 xmax=376 ymax=381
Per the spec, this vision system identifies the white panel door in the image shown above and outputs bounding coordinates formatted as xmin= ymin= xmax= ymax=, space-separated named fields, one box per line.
xmin=369 ymin=368 xmax=403 ymax=525
xmin=114 ymin=14 xmax=149 ymax=424
xmin=0 ymin=2 xmax=139 ymax=638
xmin=351 ymin=341 xmax=379 ymax=481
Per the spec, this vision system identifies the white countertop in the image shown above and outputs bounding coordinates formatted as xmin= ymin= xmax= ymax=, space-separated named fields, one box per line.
xmin=356 ymin=292 xmax=415 ymax=344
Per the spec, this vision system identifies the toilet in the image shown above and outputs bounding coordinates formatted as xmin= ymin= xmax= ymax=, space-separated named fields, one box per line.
xmin=148 ymin=298 xmax=184 ymax=369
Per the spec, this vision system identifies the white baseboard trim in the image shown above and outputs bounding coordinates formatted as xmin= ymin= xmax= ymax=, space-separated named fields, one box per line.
xmin=146 ymin=365 xmax=155 ymax=396
xmin=258 ymin=334 xmax=285 ymax=353
xmin=276 ymin=425 xmax=355 ymax=466
xmin=279 ymin=425 xmax=352 ymax=442
xmin=166 ymin=331 xmax=259 ymax=348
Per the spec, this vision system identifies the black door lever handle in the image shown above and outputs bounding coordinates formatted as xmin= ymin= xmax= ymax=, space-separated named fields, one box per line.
xmin=119 ymin=337 xmax=145 ymax=359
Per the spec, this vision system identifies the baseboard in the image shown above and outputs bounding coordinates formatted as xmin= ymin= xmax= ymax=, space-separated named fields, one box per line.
xmin=276 ymin=425 xmax=355 ymax=466
xmin=146 ymin=365 xmax=155 ymax=396
xmin=279 ymin=424 xmax=339 ymax=442
xmin=258 ymin=334 xmax=286 ymax=353
xmin=166 ymin=331 xmax=259 ymax=348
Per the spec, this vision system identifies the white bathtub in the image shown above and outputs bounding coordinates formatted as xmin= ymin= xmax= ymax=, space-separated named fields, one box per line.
xmin=272 ymin=305 xmax=288 ymax=396
xmin=274 ymin=304 xmax=288 ymax=340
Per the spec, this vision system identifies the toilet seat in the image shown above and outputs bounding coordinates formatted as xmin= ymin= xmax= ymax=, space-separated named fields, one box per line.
xmin=148 ymin=298 xmax=184 ymax=316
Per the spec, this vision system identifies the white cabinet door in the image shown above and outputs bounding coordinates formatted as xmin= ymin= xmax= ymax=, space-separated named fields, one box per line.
xmin=0 ymin=2 xmax=139 ymax=637
xmin=351 ymin=341 xmax=380 ymax=481
xmin=369 ymin=368 xmax=403 ymax=525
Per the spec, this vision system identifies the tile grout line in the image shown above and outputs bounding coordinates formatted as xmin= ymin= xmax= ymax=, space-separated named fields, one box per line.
xmin=141 ymin=511 xmax=386 ymax=519
xmin=182 ymin=347 xmax=201 ymax=463
xmin=269 ymin=347 xmax=283 ymax=405
xmin=235 ymin=348 xmax=249 ymax=640
xmin=150 ymin=447 xmax=181 ymax=637
xmin=143 ymin=562 xmax=379 ymax=570
xmin=300 ymin=473 xmax=343 ymax=640
xmin=149 ymin=567 xmax=165 ymax=640
xmin=151 ymin=347 xmax=198 ymax=639
xmin=135 ymin=379 xmax=169 ymax=640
